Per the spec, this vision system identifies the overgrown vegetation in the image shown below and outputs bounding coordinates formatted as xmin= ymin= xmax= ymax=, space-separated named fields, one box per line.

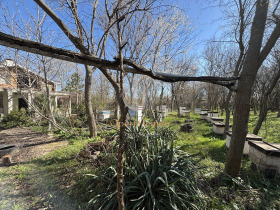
xmin=90 ymin=124 xmax=205 ymax=209
xmin=1 ymin=108 xmax=31 ymax=128
xmin=0 ymin=111 xmax=280 ymax=209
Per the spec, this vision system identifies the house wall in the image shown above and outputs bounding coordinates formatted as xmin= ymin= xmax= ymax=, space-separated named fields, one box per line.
xmin=0 ymin=72 xmax=18 ymax=89
xmin=13 ymin=93 xmax=20 ymax=110
xmin=2 ymin=91 xmax=13 ymax=115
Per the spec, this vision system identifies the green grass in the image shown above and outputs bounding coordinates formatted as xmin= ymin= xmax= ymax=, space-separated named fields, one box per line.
xmin=164 ymin=112 xmax=226 ymax=162
xmin=1 ymin=110 xmax=280 ymax=209
xmin=0 ymin=136 xmax=99 ymax=209
xmin=248 ymin=111 xmax=280 ymax=143
xmin=162 ymin=111 xmax=280 ymax=209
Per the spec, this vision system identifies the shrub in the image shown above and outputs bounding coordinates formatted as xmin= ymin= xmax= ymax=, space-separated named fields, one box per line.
xmin=76 ymin=102 xmax=87 ymax=123
xmin=1 ymin=108 xmax=31 ymax=128
xmin=89 ymin=124 xmax=205 ymax=209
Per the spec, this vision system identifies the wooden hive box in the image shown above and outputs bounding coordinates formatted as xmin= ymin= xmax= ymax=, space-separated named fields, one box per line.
xmin=226 ymin=131 xmax=262 ymax=155
xmin=248 ymin=140 xmax=280 ymax=176
xmin=98 ymin=110 xmax=111 ymax=121
xmin=194 ymin=108 xmax=201 ymax=114
xmin=179 ymin=106 xmax=187 ymax=116
xmin=212 ymin=121 xmax=226 ymax=135
xmin=200 ymin=109 xmax=209 ymax=115
xmin=207 ymin=111 xmax=219 ymax=122
xmin=182 ymin=110 xmax=190 ymax=118
xmin=211 ymin=117 xmax=224 ymax=124
xmin=200 ymin=113 xmax=208 ymax=120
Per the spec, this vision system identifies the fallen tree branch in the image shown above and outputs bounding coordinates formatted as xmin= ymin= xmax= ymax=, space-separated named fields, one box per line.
xmin=0 ymin=31 xmax=239 ymax=87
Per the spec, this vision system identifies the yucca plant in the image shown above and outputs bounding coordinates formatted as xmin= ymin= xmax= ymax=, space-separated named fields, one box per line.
xmin=89 ymin=122 xmax=205 ymax=209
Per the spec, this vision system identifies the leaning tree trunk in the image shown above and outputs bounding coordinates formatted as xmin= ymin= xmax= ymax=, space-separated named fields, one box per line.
xmin=253 ymin=67 xmax=280 ymax=134
xmin=253 ymin=96 xmax=268 ymax=135
xmin=225 ymin=0 xmax=269 ymax=177
xmin=84 ymin=65 xmax=97 ymax=137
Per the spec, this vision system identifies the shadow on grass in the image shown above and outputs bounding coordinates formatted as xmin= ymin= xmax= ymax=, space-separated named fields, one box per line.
xmin=202 ymin=131 xmax=224 ymax=140
xmin=179 ymin=140 xmax=226 ymax=163
xmin=207 ymin=143 xmax=227 ymax=163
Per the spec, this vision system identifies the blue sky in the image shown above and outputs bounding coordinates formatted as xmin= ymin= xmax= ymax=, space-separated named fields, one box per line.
xmin=2 ymin=0 xmax=223 ymax=57
xmin=177 ymin=0 xmax=223 ymax=54
xmin=0 ymin=0 xmax=225 ymax=81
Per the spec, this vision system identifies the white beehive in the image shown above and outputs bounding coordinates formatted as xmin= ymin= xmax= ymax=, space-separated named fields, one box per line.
xmin=179 ymin=106 xmax=187 ymax=116
xmin=200 ymin=113 xmax=208 ymax=120
xmin=212 ymin=121 xmax=225 ymax=135
xmin=195 ymin=108 xmax=201 ymax=114
xmin=211 ymin=117 xmax=224 ymax=124
xmin=249 ymin=140 xmax=280 ymax=176
xmin=226 ymin=131 xmax=262 ymax=155
xmin=207 ymin=112 xmax=219 ymax=122
xmin=128 ymin=105 xmax=143 ymax=123
xmin=157 ymin=105 xmax=167 ymax=117
xmin=98 ymin=110 xmax=111 ymax=121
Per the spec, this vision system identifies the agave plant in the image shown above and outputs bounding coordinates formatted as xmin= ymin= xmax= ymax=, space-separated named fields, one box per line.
xmin=89 ymin=122 xmax=205 ymax=209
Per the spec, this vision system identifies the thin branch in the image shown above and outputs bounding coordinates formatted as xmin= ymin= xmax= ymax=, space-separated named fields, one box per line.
xmin=34 ymin=0 xmax=90 ymax=54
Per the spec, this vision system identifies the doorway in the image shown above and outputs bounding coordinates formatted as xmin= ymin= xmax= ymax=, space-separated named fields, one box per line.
xmin=18 ymin=98 xmax=28 ymax=110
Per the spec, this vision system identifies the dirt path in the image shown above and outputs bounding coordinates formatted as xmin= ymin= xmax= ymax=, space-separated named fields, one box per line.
xmin=0 ymin=127 xmax=82 ymax=210
xmin=0 ymin=127 xmax=68 ymax=164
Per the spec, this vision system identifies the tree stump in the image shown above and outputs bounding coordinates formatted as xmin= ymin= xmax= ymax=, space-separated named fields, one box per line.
xmin=180 ymin=124 xmax=193 ymax=133
xmin=173 ymin=120 xmax=181 ymax=124
xmin=2 ymin=155 xmax=12 ymax=166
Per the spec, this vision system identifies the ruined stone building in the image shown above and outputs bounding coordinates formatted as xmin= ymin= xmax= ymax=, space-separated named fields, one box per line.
xmin=0 ymin=59 xmax=71 ymax=117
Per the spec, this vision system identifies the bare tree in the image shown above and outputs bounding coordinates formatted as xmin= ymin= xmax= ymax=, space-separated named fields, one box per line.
xmin=0 ymin=1 xmax=242 ymax=207
xmin=253 ymin=51 xmax=280 ymax=134
xmin=225 ymin=0 xmax=280 ymax=177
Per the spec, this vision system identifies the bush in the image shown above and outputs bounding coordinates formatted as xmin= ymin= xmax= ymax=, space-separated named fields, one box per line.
xmin=72 ymin=102 xmax=87 ymax=123
xmin=1 ymin=108 xmax=31 ymax=128
xmin=89 ymin=124 xmax=205 ymax=209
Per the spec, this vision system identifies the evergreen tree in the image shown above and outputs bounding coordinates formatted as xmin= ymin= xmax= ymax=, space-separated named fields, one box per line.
xmin=63 ymin=72 xmax=84 ymax=92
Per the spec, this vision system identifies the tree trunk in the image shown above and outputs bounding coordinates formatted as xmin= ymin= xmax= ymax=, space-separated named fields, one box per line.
xmin=114 ymin=94 xmax=119 ymax=120
xmin=253 ymin=99 xmax=258 ymax=115
xmin=116 ymin=97 xmax=128 ymax=210
xmin=159 ymin=83 xmax=164 ymax=106
xmin=223 ymin=91 xmax=233 ymax=139
xmin=277 ymin=106 xmax=280 ymax=118
xmin=84 ymin=65 xmax=97 ymax=137
xmin=42 ymin=59 xmax=56 ymax=132
xmin=253 ymin=66 xmax=280 ymax=134
xmin=253 ymin=96 xmax=268 ymax=135
xmin=225 ymin=0 xmax=269 ymax=177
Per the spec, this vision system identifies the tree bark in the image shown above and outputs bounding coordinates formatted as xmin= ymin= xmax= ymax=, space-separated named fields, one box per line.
xmin=116 ymin=97 xmax=128 ymax=210
xmin=42 ymin=58 xmax=56 ymax=133
xmin=223 ymin=91 xmax=233 ymax=139
xmin=225 ymin=0 xmax=269 ymax=177
xmin=85 ymin=65 xmax=97 ymax=137
xmin=253 ymin=96 xmax=268 ymax=135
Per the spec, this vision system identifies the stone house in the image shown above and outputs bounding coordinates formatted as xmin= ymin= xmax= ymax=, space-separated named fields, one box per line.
xmin=0 ymin=59 xmax=71 ymax=117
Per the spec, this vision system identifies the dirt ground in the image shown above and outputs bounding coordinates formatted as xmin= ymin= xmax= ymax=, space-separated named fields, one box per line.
xmin=0 ymin=127 xmax=81 ymax=210
xmin=0 ymin=127 xmax=68 ymax=164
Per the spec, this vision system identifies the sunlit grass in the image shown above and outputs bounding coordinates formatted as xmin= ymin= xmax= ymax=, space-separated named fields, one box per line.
xmin=0 ymin=110 xmax=279 ymax=209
